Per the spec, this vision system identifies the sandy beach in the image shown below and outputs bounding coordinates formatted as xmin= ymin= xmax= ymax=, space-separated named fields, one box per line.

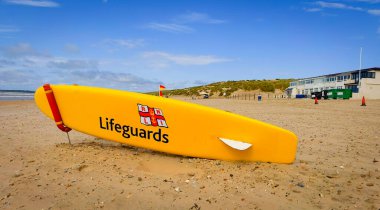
xmin=0 ymin=98 xmax=379 ymax=209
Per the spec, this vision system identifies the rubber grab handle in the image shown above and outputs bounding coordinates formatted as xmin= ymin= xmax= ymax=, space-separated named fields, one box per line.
xmin=43 ymin=84 xmax=72 ymax=133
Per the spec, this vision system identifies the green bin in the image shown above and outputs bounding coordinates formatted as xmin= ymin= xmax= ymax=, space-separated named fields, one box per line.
xmin=326 ymin=89 xmax=337 ymax=99
xmin=336 ymin=89 xmax=352 ymax=99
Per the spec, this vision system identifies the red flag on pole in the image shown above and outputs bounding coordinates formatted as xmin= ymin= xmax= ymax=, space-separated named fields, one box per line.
xmin=159 ymin=85 xmax=166 ymax=97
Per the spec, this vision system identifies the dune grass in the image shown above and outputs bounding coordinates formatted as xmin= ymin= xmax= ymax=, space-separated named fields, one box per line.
xmin=148 ymin=79 xmax=293 ymax=97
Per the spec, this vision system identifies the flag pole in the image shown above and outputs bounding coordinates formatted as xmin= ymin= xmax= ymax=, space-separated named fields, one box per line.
xmin=158 ymin=85 xmax=166 ymax=97
xmin=359 ymin=47 xmax=362 ymax=88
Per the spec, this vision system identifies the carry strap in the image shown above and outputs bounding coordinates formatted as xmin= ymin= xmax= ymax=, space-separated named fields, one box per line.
xmin=43 ymin=84 xmax=72 ymax=133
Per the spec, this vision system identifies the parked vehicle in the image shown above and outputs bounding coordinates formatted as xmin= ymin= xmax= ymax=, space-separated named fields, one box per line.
xmin=322 ymin=90 xmax=329 ymax=99
xmin=295 ymin=94 xmax=307 ymax=99
xmin=311 ymin=91 xmax=322 ymax=100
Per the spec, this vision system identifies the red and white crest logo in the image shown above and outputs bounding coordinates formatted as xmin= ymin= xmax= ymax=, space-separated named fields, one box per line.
xmin=137 ymin=104 xmax=168 ymax=128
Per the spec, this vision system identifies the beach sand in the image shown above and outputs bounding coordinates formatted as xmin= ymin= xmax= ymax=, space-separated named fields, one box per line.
xmin=0 ymin=99 xmax=379 ymax=209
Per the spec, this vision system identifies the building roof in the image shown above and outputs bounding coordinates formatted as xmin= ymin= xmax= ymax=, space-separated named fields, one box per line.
xmin=294 ymin=67 xmax=380 ymax=81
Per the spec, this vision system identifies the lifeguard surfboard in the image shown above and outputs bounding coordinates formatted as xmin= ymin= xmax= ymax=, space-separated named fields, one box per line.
xmin=34 ymin=84 xmax=297 ymax=163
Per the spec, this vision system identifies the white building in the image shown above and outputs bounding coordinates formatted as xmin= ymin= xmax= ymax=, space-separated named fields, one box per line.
xmin=287 ymin=67 xmax=380 ymax=99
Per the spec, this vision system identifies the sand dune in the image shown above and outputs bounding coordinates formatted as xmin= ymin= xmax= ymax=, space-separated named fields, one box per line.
xmin=0 ymin=99 xmax=379 ymax=209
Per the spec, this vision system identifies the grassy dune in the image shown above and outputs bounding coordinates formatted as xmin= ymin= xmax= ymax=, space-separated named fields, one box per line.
xmin=149 ymin=79 xmax=292 ymax=97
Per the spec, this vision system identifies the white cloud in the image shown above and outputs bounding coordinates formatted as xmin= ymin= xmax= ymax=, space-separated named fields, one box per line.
xmin=0 ymin=69 xmax=30 ymax=83
xmin=5 ymin=43 xmax=34 ymax=55
xmin=50 ymin=70 xmax=162 ymax=91
xmin=304 ymin=8 xmax=322 ymax=12
xmin=64 ymin=44 xmax=80 ymax=53
xmin=177 ymin=12 xmax=226 ymax=24
xmin=4 ymin=0 xmax=60 ymax=7
xmin=167 ymin=80 xmax=209 ymax=90
xmin=0 ymin=25 xmax=20 ymax=33
xmin=146 ymin=23 xmax=193 ymax=33
xmin=48 ymin=59 xmax=98 ymax=70
xmin=142 ymin=51 xmax=233 ymax=66
xmin=0 ymin=67 xmax=161 ymax=92
xmin=103 ymin=38 xmax=145 ymax=48
xmin=307 ymin=1 xmax=380 ymax=18
xmin=368 ymin=9 xmax=380 ymax=15
xmin=0 ymin=58 xmax=15 ymax=67
xmin=315 ymin=1 xmax=363 ymax=11
xmin=352 ymin=0 xmax=380 ymax=3
xmin=1 ymin=43 xmax=48 ymax=57
xmin=146 ymin=12 xmax=225 ymax=33
xmin=0 ymin=43 xmax=162 ymax=91
xmin=98 ymin=39 xmax=145 ymax=53
xmin=0 ymin=68 xmax=44 ymax=91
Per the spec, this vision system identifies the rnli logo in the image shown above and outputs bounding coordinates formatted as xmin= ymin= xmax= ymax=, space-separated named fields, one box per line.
xmin=137 ymin=104 xmax=168 ymax=128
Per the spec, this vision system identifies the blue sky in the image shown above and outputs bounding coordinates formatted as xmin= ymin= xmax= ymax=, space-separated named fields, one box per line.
xmin=0 ymin=0 xmax=379 ymax=91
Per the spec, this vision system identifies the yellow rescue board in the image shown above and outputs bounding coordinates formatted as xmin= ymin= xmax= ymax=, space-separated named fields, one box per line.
xmin=34 ymin=84 xmax=297 ymax=163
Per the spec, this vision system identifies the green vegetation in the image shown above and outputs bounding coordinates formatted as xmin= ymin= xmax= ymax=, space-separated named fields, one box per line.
xmin=147 ymin=79 xmax=293 ymax=97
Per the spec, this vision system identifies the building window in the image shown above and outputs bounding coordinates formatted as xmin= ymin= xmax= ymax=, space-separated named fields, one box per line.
xmin=337 ymin=76 xmax=343 ymax=82
xmin=327 ymin=77 xmax=336 ymax=82
xmin=351 ymin=72 xmax=377 ymax=80
xmin=347 ymin=85 xmax=358 ymax=93
xmin=337 ymin=86 xmax=342 ymax=89
xmin=362 ymin=72 xmax=376 ymax=78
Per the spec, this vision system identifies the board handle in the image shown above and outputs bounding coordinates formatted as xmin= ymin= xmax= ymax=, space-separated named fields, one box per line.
xmin=219 ymin=137 xmax=252 ymax=150
xmin=43 ymin=84 xmax=72 ymax=133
